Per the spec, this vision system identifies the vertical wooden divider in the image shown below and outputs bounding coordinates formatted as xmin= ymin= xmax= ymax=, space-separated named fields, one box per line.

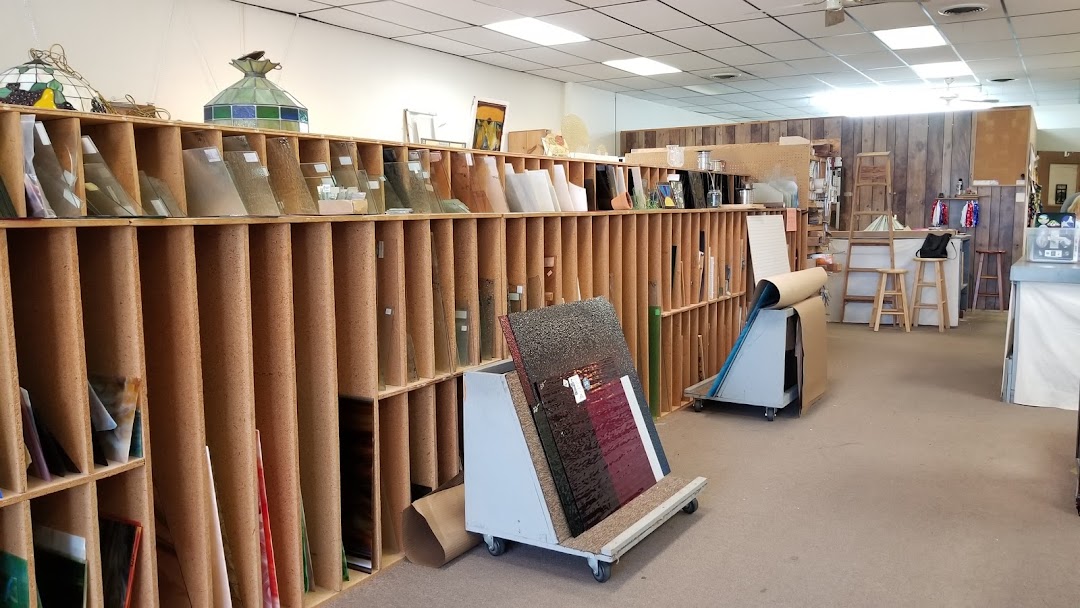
xmin=592 ymin=216 xmax=610 ymax=300
xmin=249 ymin=223 xmax=304 ymax=607
xmin=0 ymin=112 xmax=26 ymax=216
xmin=624 ymin=216 xmax=639 ymax=369
xmin=379 ymin=394 xmax=409 ymax=562
xmin=77 ymin=225 xmax=158 ymax=605
xmin=568 ymin=162 xmax=585 ymax=187
xmin=180 ymin=128 xmax=223 ymax=151
xmin=451 ymin=219 xmax=480 ymax=367
xmin=505 ymin=218 xmax=526 ymax=308
xmin=561 ymin=218 xmax=578 ymax=303
xmin=0 ymin=231 xmax=25 ymax=496
xmin=0 ymin=501 xmax=35 ymax=602
xmin=7 ymin=228 xmax=92 ymax=479
xmin=450 ymin=153 xmax=474 ymax=209
xmin=408 ymin=385 xmax=438 ymax=492
xmin=376 ymin=221 xmax=407 ymax=387
xmin=41 ymin=117 xmax=86 ymax=202
xmin=432 ymin=219 xmax=457 ymax=369
xmin=525 ymin=217 xmax=544 ymax=310
xmin=82 ymin=122 xmax=141 ymax=203
xmin=637 ymin=216 xmax=650 ymax=394
xmin=299 ymin=138 xmax=332 ymax=165
xmin=138 ymin=225 xmax=212 ymax=605
xmin=609 ymin=216 xmax=625 ymax=321
xmin=404 ymin=220 xmax=436 ymax=381
xmin=576 ymin=218 xmax=593 ymax=299
xmin=661 ymin=314 xmax=674 ymax=413
xmin=525 ymin=158 xmax=541 ymax=171
xmin=134 ymin=125 xmax=187 ymax=213
xmin=543 ymin=218 xmax=562 ymax=306
xmin=477 ymin=218 xmax=505 ymax=359
xmin=31 ymin=483 xmax=103 ymax=606
xmin=193 ymin=224 xmax=260 ymax=607
xmin=661 ymin=214 xmax=673 ymax=310
xmin=292 ymin=222 xmax=343 ymax=592
xmin=434 ymin=379 xmax=461 ymax=484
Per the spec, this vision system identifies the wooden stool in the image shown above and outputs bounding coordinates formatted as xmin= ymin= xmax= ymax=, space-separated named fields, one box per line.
xmin=974 ymin=249 xmax=1006 ymax=311
xmin=870 ymin=269 xmax=910 ymax=332
xmin=912 ymin=257 xmax=950 ymax=332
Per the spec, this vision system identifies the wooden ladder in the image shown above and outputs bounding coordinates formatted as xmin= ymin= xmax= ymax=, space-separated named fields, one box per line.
xmin=840 ymin=151 xmax=895 ymax=323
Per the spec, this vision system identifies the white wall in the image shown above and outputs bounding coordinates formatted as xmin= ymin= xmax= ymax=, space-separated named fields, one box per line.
xmin=0 ymin=0 xmax=566 ymax=142
xmin=615 ymin=95 xmax=722 ymax=140
xmin=1035 ymin=104 xmax=1080 ymax=151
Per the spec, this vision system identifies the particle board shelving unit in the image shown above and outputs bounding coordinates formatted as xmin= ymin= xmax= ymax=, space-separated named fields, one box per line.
xmin=0 ymin=104 xmax=783 ymax=607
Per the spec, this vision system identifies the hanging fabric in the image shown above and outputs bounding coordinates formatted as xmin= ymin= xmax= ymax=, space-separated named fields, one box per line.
xmin=931 ymin=198 xmax=948 ymax=227
xmin=962 ymin=200 xmax=980 ymax=228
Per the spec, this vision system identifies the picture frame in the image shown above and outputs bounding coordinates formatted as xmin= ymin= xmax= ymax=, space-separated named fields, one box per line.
xmin=470 ymin=97 xmax=508 ymax=151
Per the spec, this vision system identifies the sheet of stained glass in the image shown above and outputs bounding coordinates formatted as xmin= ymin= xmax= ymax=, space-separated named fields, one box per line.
xmin=265 ymin=137 xmax=318 ymax=215
xmin=223 ymin=151 xmax=282 ymax=216
xmin=30 ymin=120 xmax=81 ymax=217
xmin=182 ymin=147 xmax=248 ymax=216
xmin=138 ymin=172 xmax=185 ymax=217
xmin=479 ymin=278 xmax=495 ymax=361
xmin=501 ymin=298 xmax=670 ymax=474
xmin=384 ymin=162 xmax=439 ymax=214
xmin=431 ymin=234 xmax=454 ymax=373
xmin=81 ymin=136 xmax=141 ymax=216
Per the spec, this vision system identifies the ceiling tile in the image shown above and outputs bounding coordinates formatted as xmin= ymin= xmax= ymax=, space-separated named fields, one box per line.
xmin=895 ymin=46 xmax=961 ymax=65
xmin=601 ymin=33 xmax=688 ymax=56
xmin=1004 ymin=0 xmax=1079 ymax=16
xmin=659 ymin=98 xmax=698 ymax=107
xmin=813 ymin=33 xmax=887 ymax=56
xmin=599 ymin=1 xmax=700 ymax=31
xmin=661 ymin=0 xmax=763 ymax=24
xmin=649 ymin=72 xmax=713 ymax=86
xmin=644 ymin=86 xmax=701 ymax=98
xmin=563 ymin=62 xmax=630 ymax=80
xmin=966 ymin=58 xmax=1026 ymax=75
xmin=776 ymin=11 xmax=865 ymax=37
xmin=394 ymin=0 xmax=520 ymax=25
xmin=739 ymin=62 xmax=800 ymax=78
xmin=701 ymin=45 xmax=774 ymax=66
xmin=507 ymin=46 xmax=589 ymax=67
xmin=472 ymin=0 xmax=579 ymax=16
xmin=622 ymin=90 xmax=666 ymax=100
xmin=1012 ymin=10 xmax=1080 ymax=38
xmin=757 ymin=86 xmax=824 ymax=100
xmin=769 ymin=74 xmax=826 ymax=88
xmin=1037 ymin=88 xmax=1080 ymax=102
xmin=569 ymin=0 xmax=631 ymax=6
xmin=1032 ymin=79 xmax=1080 ymax=92
xmin=1019 ymin=34 xmax=1080 ymax=56
xmin=685 ymin=83 xmax=742 ymax=95
xmin=393 ymin=33 xmax=489 ymax=55
xmin=436 ymin=26 xmax=536 ymax=51
xmin=747 ymin=100 xmax=791 ymax=111
xmin=939 ymin=18 xmax=1013 ymax=44
xmin=704 ymin=103 xmax=751 ymax=112
xmin=469 ymin=52 xmax=545 ymax=71
xmin=528 ymin=67 xmax=592 ymax=82
xmin=754 ymin=40 xmax=828 ymax=61
xmin=653 ymin=52 xmax=728 ymax=71
xmin=540 ymin=9 xmax=641 ymax=38
xmin=709 ymin=92 xmax=765 ymax=103
xmin=1025 ymin=52 xmax=1080 ymax=70
xmin=305 ymin=7 xmax=421 ymax=37
xmin=350 ymin=1 xmax=468 ymax=31
xmin=558 ymin=41 xmax=637 ymax=63
xmin=727 ymin=78 xmax=781 ymax=92
xmin=582 ymin=80 xmax=632 ymax=92
xmin=1034 ymin=66 xmax=1080 ymax=81
xmin=784 ymin=56 xmax=849 ymax=74
xmin=953 ymin=40 xmax=1020 ymax=61
xmin=248 ymin=0 xmax=328 ymax=13
xmin=713 ymin=18 xmax=801 ymax=44
xmin=654 ymin=26 xmax=742 ymax=51
xmin=814 ymin=71 xmax=872 ymax=87
xmin=843 ymin=3 xmax=933 ymax=29
xmin=841 ymin=52 xmax=904 ymax=70
xmin=607 ymin=75 xmax=669 ymax=89
xmin=865 ymin=66 xmax=919 ymax=82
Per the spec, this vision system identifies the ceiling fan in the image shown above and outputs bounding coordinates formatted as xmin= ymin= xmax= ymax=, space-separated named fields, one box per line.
xmin=939 ymin=78 xmax=1000 ymax=105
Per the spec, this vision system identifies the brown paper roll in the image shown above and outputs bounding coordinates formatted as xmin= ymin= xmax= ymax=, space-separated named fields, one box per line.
xmin=403 ymin=483 xmax=481 ymax=568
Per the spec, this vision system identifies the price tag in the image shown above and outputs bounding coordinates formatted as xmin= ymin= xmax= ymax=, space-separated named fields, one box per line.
xmin=314 ymin=163 xmax=328 ymax=173
xmin=338 ymin=156 xmax=353 ymax=166
xmin=244 ymin=152 xmax=260 ymax=163
xmin=566 ymin=374 xmax=586 ymax=404
xmin=81 ymin=137 xmax=98 ymax=155
xmin=385 ymin=308 xmax=393 ymax=316
xmin=460 ymin=325 xmax=468 ymax=332
xmin=34 ymin=122 xmax=50 ymax=146
xmin=204 ymin=148 xmax=221 ymax=163
xmin=368 ymin=180 xmax=380 ymax=190
xmin=409 ymin=161 xmax=422 ymax=172
xmin=150 ymin=199 xmax=169 ymax=215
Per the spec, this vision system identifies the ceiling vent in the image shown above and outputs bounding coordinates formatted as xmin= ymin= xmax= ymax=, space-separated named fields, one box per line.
xmin=990 ymin=78 xmax=1015 ymax=83
xmin=938 ymin=4 xmax=989 ymax=16
xmin=709 ymin=72 xmax=740 ymax=81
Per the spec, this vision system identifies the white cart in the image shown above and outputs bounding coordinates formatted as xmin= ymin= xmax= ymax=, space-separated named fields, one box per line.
xmin=463 ymin=362 xmax=706 ymax=582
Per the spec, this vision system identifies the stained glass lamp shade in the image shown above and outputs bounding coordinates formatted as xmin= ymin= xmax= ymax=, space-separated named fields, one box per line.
xmin=204 ymin=54 xmax=308 ymax=133
xmin=0 ymin=54 xmax=107 ymax=113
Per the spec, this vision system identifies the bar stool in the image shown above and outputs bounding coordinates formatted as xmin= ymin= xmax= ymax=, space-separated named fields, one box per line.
xmin=870 ymin=268 xmax=911 ymax=332
xmin=974 ymin=249 xmax=1006 ymax=311
xmin=912 ymin=257 xmax=950 ymax=332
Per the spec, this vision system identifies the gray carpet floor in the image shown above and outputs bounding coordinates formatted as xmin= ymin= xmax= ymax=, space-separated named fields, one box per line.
xmin=329 ymin=313 xmax=1080 ymax=607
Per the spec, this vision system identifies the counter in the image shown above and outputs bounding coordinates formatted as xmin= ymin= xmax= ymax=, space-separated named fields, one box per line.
xmin=1003 ymin=259 xmax=1080 ymax=410
xmin=826 ymin=232 xmax=971 ymax=327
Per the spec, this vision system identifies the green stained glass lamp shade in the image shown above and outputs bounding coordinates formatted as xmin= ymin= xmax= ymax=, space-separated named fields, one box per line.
xmin=0 ymin=56 xmax=107 ymax=113
xmin=204 ymin=54 xmax=308 ymax=133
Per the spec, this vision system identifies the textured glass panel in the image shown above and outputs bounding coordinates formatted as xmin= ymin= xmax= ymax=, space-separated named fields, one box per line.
xmin=181 ymin=147 xmax=248 ymax=216
xmin=30 ymin=121 xmax=81 ymax=217
xmin=264 ymin=137 xmax=317 ymax=215
xmin=431 ymin=234 xmax=454 ymax=374
xmin=256 ymin=105 xmax=279 ymax=119
xmin=138 ymin=171 xmax=185 ymax=217
xmin=221 ymin=135 xmax=253 ymax=152
xmin=254 ymin=89 xmax=276 ymax=105
xmin=82 ymin=137 xmax=140 ymax=217
xmin=479 ymin=278 xmax=495 ymax=361
xmin=223 ymin=151 xmax=282 ymax=216
xmin=212 ymin=105 xmax=231 ymax=119
xmin=383 ymin=162 xmax=439 ymax=214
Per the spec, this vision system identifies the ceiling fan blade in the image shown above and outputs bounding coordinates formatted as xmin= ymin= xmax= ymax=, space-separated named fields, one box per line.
xmin=825 ymin=9 xmax=846 ymax=26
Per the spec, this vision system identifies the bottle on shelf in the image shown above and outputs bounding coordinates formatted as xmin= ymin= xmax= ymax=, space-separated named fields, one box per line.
xmin=956 ymin=177 xmax=964 ymax=196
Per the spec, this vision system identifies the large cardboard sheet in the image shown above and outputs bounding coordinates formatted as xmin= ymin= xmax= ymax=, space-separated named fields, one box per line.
xmin=792 ymin=296 xmax=827 ymax=410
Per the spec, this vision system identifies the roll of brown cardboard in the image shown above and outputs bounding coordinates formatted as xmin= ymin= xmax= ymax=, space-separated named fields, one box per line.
xmin=403 ymin=482 xmax=481 ymax=568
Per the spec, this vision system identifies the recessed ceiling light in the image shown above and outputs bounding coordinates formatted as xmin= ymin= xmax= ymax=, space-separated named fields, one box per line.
xmin=603 ymin=57 xmax=681 ymax=76
xmin=873 ymin=25 xmax=947 ymax=50
xmin=911 ymin=61 xmax=974 ymax=79
xmin=684 ymin=84 xmax=734 ymax=95
xmin=484 ymin=18 xmax=588 ymax=46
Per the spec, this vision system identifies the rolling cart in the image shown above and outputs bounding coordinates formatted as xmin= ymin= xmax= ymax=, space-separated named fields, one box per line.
xmin=464 ymin=362 xmax=707 ymax=582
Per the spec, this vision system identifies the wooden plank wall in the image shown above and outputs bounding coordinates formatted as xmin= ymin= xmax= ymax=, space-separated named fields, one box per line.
xmin=623 ymin=111 xmax=1030 ymax=310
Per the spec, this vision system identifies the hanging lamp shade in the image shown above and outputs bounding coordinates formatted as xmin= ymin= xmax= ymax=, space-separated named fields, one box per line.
xmin=204 ymin=52 xmax=308 ymax=133
xmin=0 ymin=46 xmax=108 ymax=113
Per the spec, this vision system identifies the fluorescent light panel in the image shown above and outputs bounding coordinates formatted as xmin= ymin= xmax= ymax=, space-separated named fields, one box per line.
xmin=873 ymin=26 xmax=947 ymax=50
xmin=684 ymin=84 xmax=733 ymax=95
xmin=484 ymin=18 xmax=588 ymax=46
xmin=604 ymin=57 xmax=681 ymax=76
xmin=911 ymin=61 xmax=974 ymax=79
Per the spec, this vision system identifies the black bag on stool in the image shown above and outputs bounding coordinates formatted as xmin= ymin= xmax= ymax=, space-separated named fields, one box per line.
xmin=917 ymin=233 xmax=952 ymax=258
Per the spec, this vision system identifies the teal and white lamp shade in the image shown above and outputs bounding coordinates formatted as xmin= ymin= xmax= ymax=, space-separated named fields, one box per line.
xmin=0 ymin=58 xmax=107 ymax=113
xmin=204 ymin=55 xmax=308 ymax=132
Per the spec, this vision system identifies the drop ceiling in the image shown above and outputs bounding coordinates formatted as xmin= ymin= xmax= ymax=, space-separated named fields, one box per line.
xmin=237 ymin=0 xmax=1080 ymax=122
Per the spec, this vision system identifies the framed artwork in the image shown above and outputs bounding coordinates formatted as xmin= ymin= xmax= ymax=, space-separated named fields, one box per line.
xmin=470 ymin=97 xmax=507 ymax=151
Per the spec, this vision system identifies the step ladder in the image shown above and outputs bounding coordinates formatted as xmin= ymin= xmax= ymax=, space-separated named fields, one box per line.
xmin=840 ymin=152 xmax=895 ymax=323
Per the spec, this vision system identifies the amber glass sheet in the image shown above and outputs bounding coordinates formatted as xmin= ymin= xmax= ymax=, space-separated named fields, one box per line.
xmin=265 ymin=137 xmax=318 ymax=215
xmin=181 ymin=147 xmax=248 ymax=216
xmin=223 ymin=151 xmax=282 ymax=216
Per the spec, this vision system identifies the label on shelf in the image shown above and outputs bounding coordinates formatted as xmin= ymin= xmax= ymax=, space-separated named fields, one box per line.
xmin=244 ymin=152 xmax=260 ymax=163
xmin=461 ymin=325 xmax=468 ymax=332
xmin=81 ymin=137 xmax=98 ymax=155
xmin=314 ymin=163 xmax=328 ymax=173
xmin=34 ymin=122 xmax=50 ymax=146
xmin=204 ymin=148 xmax=221 ymax=163
xmin=409 ymin=161 xmax=422 ymax=172
xmin=339 ymin=156 xmax=353 ymax=166
xmin=368 ymin=180 xmax=380 ymax=190
xmin=385 ymin=307 xmax=393 ymax=316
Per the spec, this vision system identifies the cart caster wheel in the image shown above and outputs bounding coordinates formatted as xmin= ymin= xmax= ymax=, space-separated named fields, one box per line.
xmin=682 ymin=498 xmax=699 ymax=514
xmin=765 ymin=407 xmax=776 ymax=422
xmin=591 ymin=561 xmax=611 ymax=583
xmin=693 ymin=400 xmax=704 ymax=413
xmin=485 ymin=536 xmax=507 ymax=556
